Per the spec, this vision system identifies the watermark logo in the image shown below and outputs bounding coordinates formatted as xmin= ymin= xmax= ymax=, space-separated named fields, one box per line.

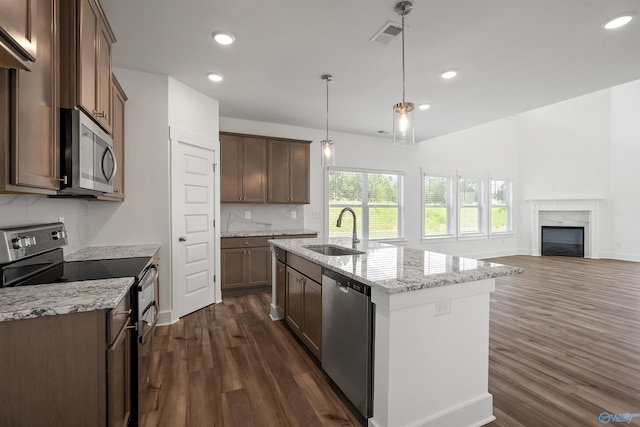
xmin=599 ymin=412 xmax=640 ymax=424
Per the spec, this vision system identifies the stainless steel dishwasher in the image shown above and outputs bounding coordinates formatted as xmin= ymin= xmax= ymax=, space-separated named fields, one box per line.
xmin=322 ymin=269 xmax=374 ymax=418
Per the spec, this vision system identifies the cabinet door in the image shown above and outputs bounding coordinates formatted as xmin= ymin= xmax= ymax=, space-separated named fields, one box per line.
xmin=267 ymin=139 xmax=290 ymax=203
xmin=99 ymin=76 xmax=125 ymax=201
xmin=78 ymin=0 xmax=98 ymax=115
xmin=95 ymin=23 xmax=112 ymax=133
xmin=242 ymin=136 xmax=267 ymax=202
xmin=107 ymin=322 xmax=131 ymax=427
xmin=285 ymin=267 xmax=303 ymax=335
xmin=246 ymin=246 xmax=270 ymax=286
xmin=0 ymin=0 xmax=36 ymax=70
xmin=303 ymin=277 xmax=322 ymax=358
xmin=220 ymin=134 xmax=242 ymax=202
xmin=289 ymin=142 xmax=310 ymax=203
xmin=9 ymin=0 xmax=59 ymax=192
xmin=221 ymin=248 xmax=247 ymax=289
xmin=275 ymin=260 xmax=286 ymax=314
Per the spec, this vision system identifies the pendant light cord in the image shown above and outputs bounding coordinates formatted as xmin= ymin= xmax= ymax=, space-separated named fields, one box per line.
xmin=401 ymin=12 xmax=406 ymax=104
xmin=326 ymin=77 xmax=329 ymax=141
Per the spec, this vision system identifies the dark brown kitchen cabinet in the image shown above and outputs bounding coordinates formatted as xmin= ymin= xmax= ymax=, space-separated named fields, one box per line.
xmin=267 ymin=138 xmax=311 ymax=203
xmin=221 ymin=236 xmax=271 ymax=296
xmin=0 ymin=0 xmax=60 ymax=195
xmin=220 ymin=132 xmax=267 ymax=203
xmin=275 ymin=251 xmax=286 ymax=314
xmin=284 ymin=252 xmax=322 ymax=358
xmin=98 ymin=75 xmax=126 ymax=201
xmin=60 ymin=0 xmax=116 ymax=134
xmin=0 ymin=0 xmax=36 ymax=70
xmin=0 ymin=299 xmax=133 ymax=426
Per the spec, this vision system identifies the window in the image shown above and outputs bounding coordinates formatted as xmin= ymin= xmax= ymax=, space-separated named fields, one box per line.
xmin=490 ymin=179 xmax=513 ymax=234
xmin=328 ymin=168 xmax=404 ymax=240
xmin=458 ymin=177 xmax=485 ymax=235
xmin=423 ymin=174 xmax=454 ymax=237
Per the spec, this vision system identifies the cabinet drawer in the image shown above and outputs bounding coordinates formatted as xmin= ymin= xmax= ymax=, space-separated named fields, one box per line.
xmin=221 ymin=236 xmax=270 ymax=249
xmin=287 ymin=253 xmax=322 ymax=284
xmin=276 ymin=247 xmax=286 ymax=263
xmin=107 ymin=293 xmax=131 ymax=343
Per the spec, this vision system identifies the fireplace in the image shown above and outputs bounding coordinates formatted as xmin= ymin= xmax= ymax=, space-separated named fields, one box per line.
xmin=541 ymin=226 xmax=584 ymax=257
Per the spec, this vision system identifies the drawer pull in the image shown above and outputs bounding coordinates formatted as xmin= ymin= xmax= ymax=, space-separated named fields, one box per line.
xmin=114 ymin=309 xmax=132 ymax=316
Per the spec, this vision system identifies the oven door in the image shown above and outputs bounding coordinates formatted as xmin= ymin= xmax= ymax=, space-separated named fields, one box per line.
xmin=137 ymin=264 xmax=158 ymax=344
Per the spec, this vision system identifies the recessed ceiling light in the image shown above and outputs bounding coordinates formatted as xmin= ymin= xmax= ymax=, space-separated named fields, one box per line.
xmin=441 ymin=70 xmax=458 ymax=79
xmin=603 ymin=13 xmax=635 ymax=29
xmin=211 ymin=31 xmax=235 ymax=45
xmin=418 ymin=103 xmax=431 ymax=110
xmin=207 ymin=73 xmax=223 ymax=82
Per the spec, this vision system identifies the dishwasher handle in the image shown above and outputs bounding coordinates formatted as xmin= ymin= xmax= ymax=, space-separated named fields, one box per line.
xmin=323 ymin=269 xmax=370 ymax=296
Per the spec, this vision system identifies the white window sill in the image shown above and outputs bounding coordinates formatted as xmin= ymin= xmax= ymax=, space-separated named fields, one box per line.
xmin=488 ymin=232 xmax=515 ymax=239
xmin=421 ymin=235 xmax=456 ymax=244
xmin=457 ymin=233 xmax=489 ymax=241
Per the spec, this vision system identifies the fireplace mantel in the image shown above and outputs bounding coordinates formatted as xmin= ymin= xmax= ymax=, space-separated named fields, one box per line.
xmin=528 ymin=199 xmax=602 ymax=259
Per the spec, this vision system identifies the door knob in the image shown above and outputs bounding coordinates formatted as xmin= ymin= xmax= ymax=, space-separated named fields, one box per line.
xmin=179 ymin=236 xmax=187 ymax=242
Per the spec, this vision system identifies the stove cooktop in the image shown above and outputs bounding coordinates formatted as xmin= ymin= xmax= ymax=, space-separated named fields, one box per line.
xmin=6 ymin=255 xmax=152 ymax=287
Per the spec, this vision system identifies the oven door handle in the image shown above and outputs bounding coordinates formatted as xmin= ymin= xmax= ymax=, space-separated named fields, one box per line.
xmin=139 ymin=300 xmax=158 ymax=344
xmin=138 ymin=263 xmax=158 ymax=292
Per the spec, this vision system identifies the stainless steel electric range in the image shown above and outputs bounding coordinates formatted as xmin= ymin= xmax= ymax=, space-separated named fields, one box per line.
xmin=0 ymin=222 xmax=158 ymax=426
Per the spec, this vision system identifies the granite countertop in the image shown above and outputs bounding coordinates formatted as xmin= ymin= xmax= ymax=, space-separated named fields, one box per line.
xmin=0 ymin=244 xmax=161 ymax=323
xmin=269 ymin=237 xmax=524 ymax=294
xmin=0 ymin=277 xmax=134 ymax=322
xmin=65 ymin=244 xmax=160 ymax=261
xmin=222 ymin=229 xmax=318 ymax=238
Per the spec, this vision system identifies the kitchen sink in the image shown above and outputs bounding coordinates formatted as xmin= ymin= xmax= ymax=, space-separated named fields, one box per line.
xmin=303 ymin=244 xmax=365 ymax=256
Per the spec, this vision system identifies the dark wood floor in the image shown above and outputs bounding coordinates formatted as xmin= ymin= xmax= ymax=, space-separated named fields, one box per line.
xmin=141 ymin=255 xmax=640 ymax=426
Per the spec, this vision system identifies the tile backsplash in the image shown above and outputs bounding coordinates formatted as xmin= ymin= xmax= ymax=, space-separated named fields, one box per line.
xmin=221 ymin=204 xmax=304 ymax=232
xmin=0 ymin=195 xmax=91 ymax=254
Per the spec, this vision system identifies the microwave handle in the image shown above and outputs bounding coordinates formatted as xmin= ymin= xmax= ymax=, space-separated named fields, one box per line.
xmin=102 ymin=145 xmax=117 ymax=182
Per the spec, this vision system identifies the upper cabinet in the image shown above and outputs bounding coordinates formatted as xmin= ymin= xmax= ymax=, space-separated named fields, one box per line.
xmin=0 ymin=0 xmax=60 ymax=194
xmin=98 ymin=75 xmax=126 ymax=201
xmin=0 ymin=0 xmax=36 ymax=70
xmin=60 ymin=0 xmax=116 ymax=134
xmin=220 ymin=131 xmax=311 ymax=205
xmin=220 ymin=133 xmax=267 ymax=203
xmin=268 ymin=139 xmax=310 ymax=204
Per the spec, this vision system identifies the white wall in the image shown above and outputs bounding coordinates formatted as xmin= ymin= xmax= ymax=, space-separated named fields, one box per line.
xmin=610 ymin=79 xmax=640 ymax=261
xmin=89 ymin=68 xmax=172 ymax=315
xmin=516 ymin=89 xmax=614 ymax=256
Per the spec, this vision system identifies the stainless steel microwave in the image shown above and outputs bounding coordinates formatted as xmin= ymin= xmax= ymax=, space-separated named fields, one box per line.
xmin=59 ymin=108 xmax=116 ymax=196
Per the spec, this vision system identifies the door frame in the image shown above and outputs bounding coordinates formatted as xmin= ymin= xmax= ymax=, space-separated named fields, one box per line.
xmin=168 ymin=126 xmax=221 ymax=324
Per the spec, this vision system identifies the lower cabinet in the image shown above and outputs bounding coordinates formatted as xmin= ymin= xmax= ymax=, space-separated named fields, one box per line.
xmin=0 ymin=300 xmax=133 ymax=426
xmin=284 ymin=252 xmax=322 ymax=359
xmin=275 ymin=257 xmax=286 ymax=314
xmin=221 ymin=236 xmax=271 ymax=296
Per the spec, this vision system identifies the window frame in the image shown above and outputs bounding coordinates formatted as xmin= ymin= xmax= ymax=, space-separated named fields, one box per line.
xmin=325 ymin=166 xmax=405 ymax=242
xmin=488 ymin=176 xmax=515 ymax=236
xmin=457 ymin=172 xmax=487 ymax=238
xmin=421 ymin=170 xmax=456 ymax=241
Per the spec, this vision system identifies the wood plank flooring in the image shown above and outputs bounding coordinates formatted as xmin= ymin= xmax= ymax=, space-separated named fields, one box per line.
xmin=485 ymin=256 xmax=640 ymax=427
xmin=141 ymin=255 xmax=640 ymax=426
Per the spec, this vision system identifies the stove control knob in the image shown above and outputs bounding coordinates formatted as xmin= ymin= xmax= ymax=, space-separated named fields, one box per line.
xmin=51 ymin=230 xmax=66 ymax=240
xmin=12 ymin=238 xmax=24 ymax=249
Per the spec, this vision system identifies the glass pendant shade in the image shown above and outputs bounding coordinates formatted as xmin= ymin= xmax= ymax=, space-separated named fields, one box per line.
xmin=321 ymin=139 xmax=335 ymax=166
xmin=393 ymin=102 xmax=415 ymax=145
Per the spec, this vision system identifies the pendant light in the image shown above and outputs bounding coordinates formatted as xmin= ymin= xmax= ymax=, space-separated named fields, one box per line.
xmin=393 ymin=1 xmax=415 ymax=145
xmin=321 ymin=74 xmax=335 ymax=166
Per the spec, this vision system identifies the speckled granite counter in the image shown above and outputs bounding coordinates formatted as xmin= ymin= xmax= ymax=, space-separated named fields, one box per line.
xmin=222 ymin=229 xmax=318 ymax=238
xmin=269 ymin=237 xmax=523 ymax=294
xmin=65 ymin=244 xmax=160 ymax=261
xmin=0 ymin=277 xmax=134 ymax=322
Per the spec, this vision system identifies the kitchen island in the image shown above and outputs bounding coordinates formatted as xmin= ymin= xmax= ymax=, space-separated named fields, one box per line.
xmin=269 ymin=237 xmax=523 ymax=427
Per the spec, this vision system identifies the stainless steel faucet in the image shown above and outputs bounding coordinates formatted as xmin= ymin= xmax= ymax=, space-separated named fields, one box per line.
xmin=336 ymin=207 xmax=361 ymax=247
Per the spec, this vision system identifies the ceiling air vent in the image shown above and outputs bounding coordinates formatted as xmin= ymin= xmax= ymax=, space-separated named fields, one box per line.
xmin=370 ymin=21 xmax=403 ymax=45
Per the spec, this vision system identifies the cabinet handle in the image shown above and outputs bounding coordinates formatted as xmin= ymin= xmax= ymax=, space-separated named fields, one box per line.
xmin=114 ymin=309 xmax=132 ymax=316
xmin=93 ymin=110 xmax=107 ymax=119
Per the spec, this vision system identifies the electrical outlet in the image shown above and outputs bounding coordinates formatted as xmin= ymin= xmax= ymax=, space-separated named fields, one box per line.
xmin=435 ymin=299 xmax=451 ymax=316
xmin=244 ymin=211 xmax=251 ymax=219
xmin=291 ymin=211 xmax=297 ymax=219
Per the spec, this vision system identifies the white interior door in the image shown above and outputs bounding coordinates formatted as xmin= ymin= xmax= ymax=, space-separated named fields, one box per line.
xmin=170 ymin=127 xmax=217 ymax=319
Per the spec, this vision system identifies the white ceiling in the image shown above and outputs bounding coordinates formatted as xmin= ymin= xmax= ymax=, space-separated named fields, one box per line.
xmin=101 ymin=0 xmax=640 ymax=142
